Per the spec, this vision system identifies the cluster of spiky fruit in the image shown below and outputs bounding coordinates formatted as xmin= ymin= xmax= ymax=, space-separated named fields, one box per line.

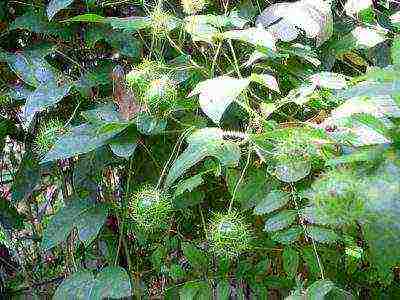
xmin=126 ymin=60 xmax=177 ymax=118
xmin=208 ymin=211 xmax=252 ymax=258
xmin=128 ymin=187 xmax=173 ymax=233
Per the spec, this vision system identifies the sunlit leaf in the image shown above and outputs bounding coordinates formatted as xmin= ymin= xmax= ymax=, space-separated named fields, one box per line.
xmin=345 ymin=0 xmax=372 ymax=16
xmin=306 ymin=279 xmax=335 ymax=300
xmin=250 ymin=73 xmax=280 ymax=93
xmin=165 ymin=128 xmax=241 ymax=187
xmin=223 ymin=26 xmax=276 ymax=50
xmin=188 ymin=76 xmax=250 ymax=124
xmin=309 ymin=72 xmax=347 ymax=90
xmin=256 ymin=0 xmax=333 ymax=46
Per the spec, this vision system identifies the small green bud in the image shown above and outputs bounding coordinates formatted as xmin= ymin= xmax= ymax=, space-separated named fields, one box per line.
xmin=128 ymin=187 xmax=173 ymax=232
xmin=208 ymin=211 xmax=252 ymax=258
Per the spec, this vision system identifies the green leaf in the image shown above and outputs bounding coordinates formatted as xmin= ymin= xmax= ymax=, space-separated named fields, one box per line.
xmin=136 ymin=113 xmax=167 ymax=135
xmin=254 ymin=190 xmax=290 ymax=215
xmin=306 ymin=226 xmax=339 ymax=244
xmin=227 ymin=168 xmax=277 ymax=209
xmin=216 ymin=280 xmax=230 ymax=300
xmin=188 ymin=76 xmax=250 ymax=124
xmin=91 ymin=267 xmax=132 ymax=299
xmin=223 ymin=27 xmax=276 ymax=50
xmin=271 ymin=226 xmax=302 ymax=244
xmin=392 ymin=36 xmax=400 ymax=68
xmin=282 ymin=247 xmax=299 ymax=279
xmin=107 ymin=16 xmax=151 ymax=32
xmin=54 ymin=267 xmax=131 ymax=299
xmin=250 ymin=73 xmax=280 ymax=93
xmin=184 ymin=14 xmax=247 ymax=43
xmin=47 ymin=0 xmax=74 ymax=20
xmin=42 ymin=122 xmax=129 ymax=163
xmin=0 ymin=198 xmax=25 ymax=230
xmin=180 ymin=281 xmax=210 ymax=300
xmin=306 ymin=279 xmax=335 ymax=300
xmin=10 ymin=9 xmax=73 ymax=39
xmin=165 ymin=128 xmax=241 ymax=187
xmin=274 ymin=159 xmax=312 ymax=183
xmin=11 ymin=152 xmax=41 ymax=203
xmin=345 ymin=0 xmax=372 ymax=16
xmin=182 ymin=242 xmax=208 ymax=270
xmin=174 ymin=174 xmax=204 ymax=197
xmin=24 ymin=81 xmax=72 ymax=120
xmin=6 ymin=50 xmax=55 ymax=87
xmin=264 ymin=210 xmax=297 ymax=232
xmin=109 ymin=127 xmax=138 ymax=159
xmin=53 ymin=271 xmax=95 ymax=299
xmin=256 ymin=0 xmax=333 ymax=46
xmin=41 ymin=198 xmax=108 ymax=250
xmin=63 ymin=13 xmax=106 ymax=23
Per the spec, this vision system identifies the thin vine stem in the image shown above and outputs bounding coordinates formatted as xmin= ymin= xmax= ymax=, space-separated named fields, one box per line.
xmin=228 ymin=145 xmax=252 ymax=213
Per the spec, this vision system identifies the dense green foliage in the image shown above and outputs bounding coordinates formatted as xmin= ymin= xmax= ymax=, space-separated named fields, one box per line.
xmin=1 ymin=0 xmax=400 ymax=298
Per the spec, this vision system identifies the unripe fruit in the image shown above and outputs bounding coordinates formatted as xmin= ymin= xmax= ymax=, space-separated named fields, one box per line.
xmin=144 ymin=76 xmax=177 ymax=117
xmin=181 ymin=0 xmax=206 ymax=15
xmin=128 ymin=187 xmax=173 ymax=232
xmin=208 ymin=212 xmax=252 ymax=258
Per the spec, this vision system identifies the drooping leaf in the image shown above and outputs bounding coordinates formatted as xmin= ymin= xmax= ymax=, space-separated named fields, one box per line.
xmin=223 ymin=27 xmax=276 ymax=51
xmin=227 ymin=168 xmax=277 ymax=209
xmin=254 ymin=190 xmax=290 ymax=215
xmin=41 ymin=198 xmax=108 ymax=250
xmin=42 ymin=121 xmax=129 ymax=163
xmin=90 ymin=267 xmax=132 ymax=299
xmin=10 ymin=9 xmax=73 ymax=39
xmin=54 ymin=267 xmax=131 ymax=299
xmin=6 ymin=50 xmax=56 ymax=87
xmin=250 ymin=73 xmax=280 ymax=93
xmin=24 ymin=81 xmax=72 ymax=121
xmin=282 ymin=247 xmax=299 ymax=279
xmin=53 ymin=271 xmax=95 ymax=299
xmin=305 ymin=279 xmax=335 ymax=300
xmin=165 ymin=128 xmax=241 ymax=187
xmin=264 ymin=210 xmax=297 ymax=232
xmin=188 ymin=76 xmax=250 ymax=124
xmin=271 ymin=226 xmax=302 ymax=244
xmin=182 ymin=242 xmax=208 ymax=270
xmin=256 ymin=0 xmax=333 ymax=46
xmin=184 ymin=14 xmax=247 ymax=43
xmin=274 ymin=158 xmax=312 ymax=183
xmin=109 ymin=128 xmax=138 ymax=159
xmin=174 ymin=174 xmax=204 ymax=197
xmin=306 ymin=226 xmax=340 ymax=244
xmin=47 ymin=0 xmax=74 ymax=20
xmin=11 ymin=152 xmax=41 ymax=203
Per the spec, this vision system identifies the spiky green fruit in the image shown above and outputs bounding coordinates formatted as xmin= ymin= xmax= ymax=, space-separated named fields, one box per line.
xmin=128 ymin=187 xmax=173 ymax=232
xmin=208 ymin=212 xmax=252 ymax=258
xmin=143 ymin=76 xmax=177 ymax=117
xmin=34 ymin=119 xmax=64 ymax=158
xmin=306 ymin=170 xmax=365 ymax=225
